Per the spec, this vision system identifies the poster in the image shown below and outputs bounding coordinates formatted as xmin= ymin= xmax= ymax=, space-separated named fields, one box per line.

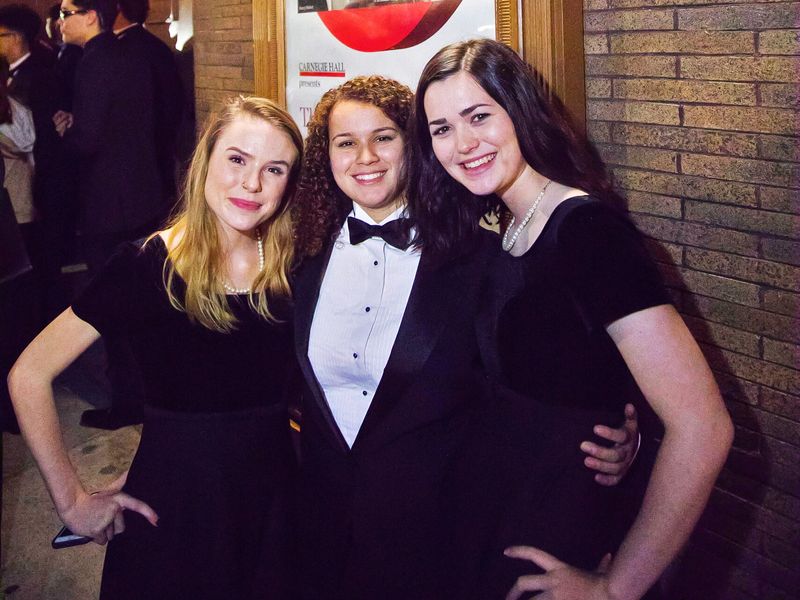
xmin=284 ymin=0 xmax=496 ymax=132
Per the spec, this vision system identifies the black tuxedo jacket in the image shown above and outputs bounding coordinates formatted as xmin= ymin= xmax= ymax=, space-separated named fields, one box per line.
xmin=289 ymin=229 xmax=498 ymax=600
xmin=116 ymin=25 xmax=183 ymax=201
xmin=66 ymin=32 xmax=165 ymax=235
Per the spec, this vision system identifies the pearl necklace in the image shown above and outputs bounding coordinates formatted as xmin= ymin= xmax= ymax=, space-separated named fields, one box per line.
xmin=501 ymin=179 xmax=552 ymax=252
xmin=222 ymin=229 xmax=264 ymax=295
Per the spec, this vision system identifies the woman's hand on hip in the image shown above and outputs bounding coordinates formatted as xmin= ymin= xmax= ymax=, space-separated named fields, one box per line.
xmin=504 ymin=546 xmax=617 ymax=600
xmin=59 ymin=489 xmax=158 ymax=545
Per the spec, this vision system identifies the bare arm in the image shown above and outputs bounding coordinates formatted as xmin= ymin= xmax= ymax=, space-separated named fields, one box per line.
xmin=8 ymin=308 xmax=157 ymax=544
xmin=507 ymin=305 xmax=733 ymax=600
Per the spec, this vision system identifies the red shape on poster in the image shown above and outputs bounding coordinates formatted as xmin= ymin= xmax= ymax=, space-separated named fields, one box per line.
xmin=318 ymin=1 xmax=462 ymax=52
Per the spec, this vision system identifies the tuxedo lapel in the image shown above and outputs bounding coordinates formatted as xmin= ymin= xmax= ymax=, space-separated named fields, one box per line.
xmin=293 ymin=243 xmax=350 ymax=453
xmin=353 ymin=249 xmax=482 ymax=449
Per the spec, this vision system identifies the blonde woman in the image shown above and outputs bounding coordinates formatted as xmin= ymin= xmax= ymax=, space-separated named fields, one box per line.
xmin=9 ymin=96 xmax=303 ymax=599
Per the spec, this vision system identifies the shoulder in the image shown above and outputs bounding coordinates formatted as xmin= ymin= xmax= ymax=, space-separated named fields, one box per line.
xmin=549 ymin=196 xmax=635 ymax=246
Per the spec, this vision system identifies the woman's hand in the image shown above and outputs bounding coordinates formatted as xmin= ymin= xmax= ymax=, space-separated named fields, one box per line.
xmin=504 ymin=546 xmax=615 ymax=600
xmin=59 ymin=488 xmax=158 ymax=545
xmin=582 ymin=403 xmax=639 ymax=486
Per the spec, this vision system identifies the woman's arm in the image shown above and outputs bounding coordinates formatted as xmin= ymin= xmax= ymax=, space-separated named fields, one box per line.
xmin=8 ymin=308 xmax=158 ymax=544
xmin=506 ymin=304 xmax=733 ymax=600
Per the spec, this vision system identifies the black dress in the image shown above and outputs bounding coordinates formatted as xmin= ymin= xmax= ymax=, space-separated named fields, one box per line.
xmin=71 ymin=238 xmax=296 ymax=599
xmin=454 ymin=196 xmax=671 ymax=598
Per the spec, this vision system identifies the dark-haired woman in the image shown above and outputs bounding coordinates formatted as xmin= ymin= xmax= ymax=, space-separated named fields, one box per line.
xmin=289 ymin=75 xmax=637 ymax=600
xmin=411 ymin=38 xmax=733 ymax=600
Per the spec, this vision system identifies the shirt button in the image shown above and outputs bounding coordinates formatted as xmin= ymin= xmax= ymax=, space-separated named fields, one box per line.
xmin=365 ymin=307 xmax=371 ymax=312
xmin=353 ymin=352 xmax=358 ymax=359
xmin=373 ymin=260 xmax=379 ymax=266
xmin=362 ymin=390 xmax=368 ymax=396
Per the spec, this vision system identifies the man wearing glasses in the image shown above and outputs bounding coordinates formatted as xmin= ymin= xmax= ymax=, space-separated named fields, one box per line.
xmin=55 ymin=0 xmax=163 ymax=430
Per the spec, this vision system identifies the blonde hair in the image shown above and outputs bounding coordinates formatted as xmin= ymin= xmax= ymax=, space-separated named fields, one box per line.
xmin=153 ymin=96 xmax=303 ymax=332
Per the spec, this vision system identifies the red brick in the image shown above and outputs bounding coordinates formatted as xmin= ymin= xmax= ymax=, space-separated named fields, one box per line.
xmin=685 ymin=314 xmax=761 ymax=356
xmin=676 ymin=267 xmax=762 ymax=306
xmin=586 ymin=77 xmax=612 ymax=98
xmin=760 ymin=187 xmax=800 ymax=213
xmin=625 ymin=190 xmax=682 ymax=217
xmin=685 ymin=294 xmax=800 ymax=342
xmin=597 ymin=143 xmax=678 ymax=172
xmin=761 ymin=289 xmax=800 ymax=317
xmin=613 ymin=78 xmax=756 ymax=105
xmin=761 ymin=83 xmax=800 ymax=108
xmin=614 ymin=168 xmax=759 ymax=207
xmin=759 ymin=30 xmax=800 ymax=55
xmin=685 ymin=247 xmax=800 ymax=292
xmin=588 ymin=100 xmax=680 ymax=125
xmin=762 ymin=239 xmax=800 ymax=267
xmin=682 ymin=154 xmax=799 ymax=188
xmin=585 ymin=55 xmax=677 ymax=78
xmin=714 ymin=371 xmax=762 ymax=406
xmin=587 ymin=120 xmax=612 ymax=143
xmin=610 ymin=30 xmax=754 ymax=54
xmin=632 ymin=213 xmax=760 ymax=256
xmin=611 ymin=123 xmax=759 ymax=158
xmin=759 ymin=135 xmax=800 ymax=163
xmin=763 ymin=338 xmax=800 ymax=369
xmin=681 ymin=56 xmax=800 ymax=83
xmin=678 ymin=3 xmax=800 ymax=31
xmin=683 ymin=106 xmax=797 ymax=135
xmin=685 ymin=201 xmax=800 ymax=240
xmin=585 ymin=33 xmax=609 ymax=54
xmin=584 ymin=8 xmax=674 ymax=32
xmin=760 ymin=388 xmax=800 ymax=422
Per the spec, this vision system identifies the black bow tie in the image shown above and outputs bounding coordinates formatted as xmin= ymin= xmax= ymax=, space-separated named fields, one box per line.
xmin=347 ymin=217 xmax=410 ymax=250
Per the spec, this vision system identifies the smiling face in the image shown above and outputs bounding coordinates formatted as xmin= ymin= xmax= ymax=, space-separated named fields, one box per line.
xmin=328 ymin=100 xmax=406 ymax=222
xmin=424 ymin=71 xmax=533 ymax=201
xmin=204 ymin=114 xmax=298 ymax=239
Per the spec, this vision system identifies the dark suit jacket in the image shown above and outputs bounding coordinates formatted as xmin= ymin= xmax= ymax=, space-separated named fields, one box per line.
xmin=66 ymin=32 xmax=165 ymax=235
xmin=7 ymin=51 xmax=69 ymax=217
xmin=290 ymin=229 xmax=497 ymax=600
xmin=116 ymin=24 xmax=184 ymax=202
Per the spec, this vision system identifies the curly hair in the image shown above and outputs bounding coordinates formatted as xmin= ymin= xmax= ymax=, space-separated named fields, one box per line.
xmin=293 ymin=75 xmax=414 ymax=259
xmin=408 ymin=38 xmax=614 ymax=262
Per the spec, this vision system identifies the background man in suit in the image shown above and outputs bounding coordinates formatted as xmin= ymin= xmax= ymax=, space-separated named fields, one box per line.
xmin=0 ymin=4 xmax=70 ymax=320
xmin=113 ymin=0 xmax=183 ymax=205
xmin=55 ymin=0 xmax=162 ymax=429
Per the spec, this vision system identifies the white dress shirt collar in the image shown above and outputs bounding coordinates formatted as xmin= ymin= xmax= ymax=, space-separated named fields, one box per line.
xmin=8 ymin=52 xmax=31 ymax=73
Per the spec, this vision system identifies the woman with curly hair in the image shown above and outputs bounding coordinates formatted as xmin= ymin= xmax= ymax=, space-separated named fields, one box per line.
xmin=288 ymin=75 xmax=637 ymax=600
xmin=9 ymin=96 xmax=303 ymax=599
xmin=411 ymin=38 xmax=733 ymax=600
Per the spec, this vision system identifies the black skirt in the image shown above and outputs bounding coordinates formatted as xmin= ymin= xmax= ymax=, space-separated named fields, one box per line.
xmin=99 ymin=405 xmax=295 ymax=600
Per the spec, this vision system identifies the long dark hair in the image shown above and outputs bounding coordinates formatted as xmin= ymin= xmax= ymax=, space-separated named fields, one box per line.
xmin=408 ymin=38 xmax=613 ymax=261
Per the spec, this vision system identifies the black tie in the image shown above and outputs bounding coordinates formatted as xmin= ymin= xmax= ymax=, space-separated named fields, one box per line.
xmin=347 ymin=217 xmax=410 ymax=250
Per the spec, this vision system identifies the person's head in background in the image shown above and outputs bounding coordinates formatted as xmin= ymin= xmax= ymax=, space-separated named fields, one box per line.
xmin=58 ymin=0 xmax=117 ymax=47
xmin=0 ymin=5 xmax=41 ymax=64
xmin=114 ymin=0 xmax=148 ymax=30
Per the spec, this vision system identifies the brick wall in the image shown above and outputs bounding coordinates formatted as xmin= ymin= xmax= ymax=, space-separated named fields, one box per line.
xmin=192 ymin=0 xmax=255 ymax=126
xmin=584 ymin=1 xmax=799 ymax=598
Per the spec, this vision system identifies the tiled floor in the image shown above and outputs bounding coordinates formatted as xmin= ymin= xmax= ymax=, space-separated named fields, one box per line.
xmin=2 ymin=383 xmax=141 ymax=599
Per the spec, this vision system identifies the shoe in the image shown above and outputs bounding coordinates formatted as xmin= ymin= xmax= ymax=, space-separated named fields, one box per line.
xmin=80 ymin=408 xmax=143 ymax=430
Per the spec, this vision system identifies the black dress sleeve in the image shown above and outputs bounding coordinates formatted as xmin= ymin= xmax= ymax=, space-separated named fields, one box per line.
xmin=556 ymin=199 xmax=670 ymax=331
xmin=71 ymin=241 xmax=150 ymax=336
